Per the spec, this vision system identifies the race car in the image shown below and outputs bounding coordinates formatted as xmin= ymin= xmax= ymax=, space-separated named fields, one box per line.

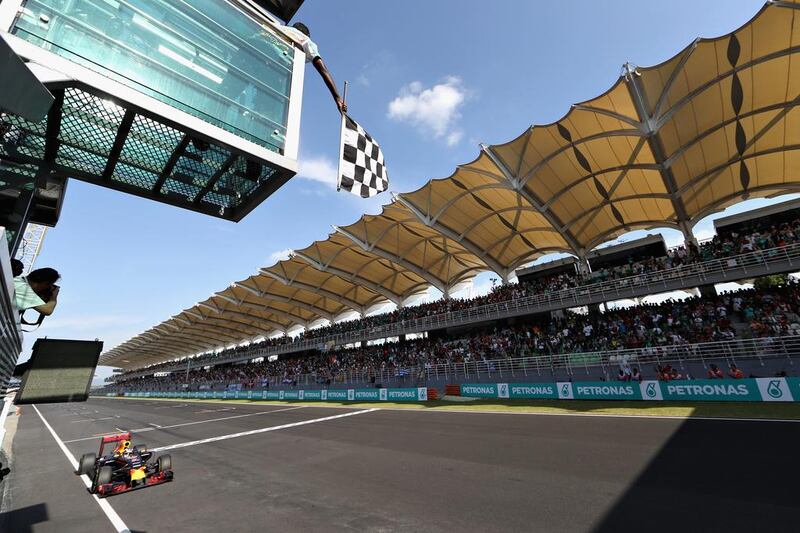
xmin=76 ymin=432 xmax=173 ymax=497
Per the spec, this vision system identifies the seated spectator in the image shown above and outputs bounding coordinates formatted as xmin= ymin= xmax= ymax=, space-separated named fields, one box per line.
xmin=707 ymin=364 xmax=724 ymax=379
xmin=110 ymin=281 xmax=800 ymax=392
xmin=728 ymin=363 xmax=744 ymax=379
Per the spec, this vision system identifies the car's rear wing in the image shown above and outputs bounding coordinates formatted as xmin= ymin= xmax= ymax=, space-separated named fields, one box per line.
xmin=98 ymin=432 xmax=132 ymax=456
xmin=101 ymin=433 xmax=132 ymax=444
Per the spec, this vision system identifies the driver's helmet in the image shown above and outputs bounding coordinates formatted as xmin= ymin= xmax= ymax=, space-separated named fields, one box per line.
xmin=114 ymin=439 xmax=132 ymax=456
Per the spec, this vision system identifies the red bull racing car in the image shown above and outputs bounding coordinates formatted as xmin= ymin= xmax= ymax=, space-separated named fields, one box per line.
xmin=76 ymin=432 xmax=173 ymax=497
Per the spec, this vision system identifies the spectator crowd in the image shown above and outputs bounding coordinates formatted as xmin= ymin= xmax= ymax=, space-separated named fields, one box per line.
xmin=116 ymin=216 xmax=800 ymax=382
xmin=110 ymin=280 xmax=800 ymax=392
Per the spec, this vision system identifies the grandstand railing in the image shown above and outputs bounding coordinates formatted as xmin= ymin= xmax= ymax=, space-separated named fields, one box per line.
xmin=116 ymin=243 xmax=800 ymax=379
xmin=112 ymin=335 xmax=799 ymax=392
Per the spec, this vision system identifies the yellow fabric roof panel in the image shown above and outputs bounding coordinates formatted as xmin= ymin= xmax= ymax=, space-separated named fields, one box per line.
xmin=336 ymin=202 xmax=487 ymax=290
xmin=263 ymin=257 xmax=388 ymax=311
xmin=294 ymin=233 xmax=431 ymax=301
xmin=491 ymin=79 xmax=642 ymax=186
xmin=486 ymin=80 xmax=676 ymax=252
xmin=398 ymin=153 xmax=571 ymax=272
xmin=232 ymin=275 xmax=347 ymax=320
xmin=637 ymin=1 xmax=800 ymax=222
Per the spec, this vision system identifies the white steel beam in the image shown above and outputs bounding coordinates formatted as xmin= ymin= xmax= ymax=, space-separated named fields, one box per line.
xmin=393 ymin=195 xmax=511 ymax=282
xmin=232 ymin=282 xmax=335 ymax=322
xmin=333 ymin=225 xmax=448 ymax=294
xmin=291 ymin=250 xmax=404 ymax=306
xmin=259 ymin=269 xmax=365 ymax=314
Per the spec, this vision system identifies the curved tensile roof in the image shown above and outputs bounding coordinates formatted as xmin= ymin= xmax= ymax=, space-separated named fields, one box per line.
xmin=102 ymin=1 xmax=800 ymax=369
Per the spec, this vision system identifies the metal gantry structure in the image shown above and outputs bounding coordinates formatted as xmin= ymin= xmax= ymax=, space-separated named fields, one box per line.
xmin=14 ymin=223 xmax=47 ymax=274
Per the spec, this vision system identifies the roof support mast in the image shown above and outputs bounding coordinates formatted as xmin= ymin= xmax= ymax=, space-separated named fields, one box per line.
xmin=392 ymin=195 xmax=512 ymax=284
xmin=480 ymin=144 xmax=584 ymax=260
xmin=623 ymin=61 xmax=694 ymax=244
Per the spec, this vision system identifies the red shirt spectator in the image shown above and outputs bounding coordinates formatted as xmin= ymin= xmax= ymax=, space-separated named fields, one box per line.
xmin=707 ymin=364 xmax=724 ymax=379
xmin=728 ymin=364 xmax=744 ymax=379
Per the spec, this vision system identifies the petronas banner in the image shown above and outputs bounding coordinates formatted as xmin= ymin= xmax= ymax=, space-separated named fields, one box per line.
xmin=459 ymin=378 xmax=798 ymax=402
xmin=117 ymin=387 xmax=427 ymax=402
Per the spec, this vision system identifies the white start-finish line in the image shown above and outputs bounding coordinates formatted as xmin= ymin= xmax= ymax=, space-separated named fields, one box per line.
xmin=32 ymin=404 xmax=132 ymax=533
xmin=31 ymin=404 xmax=378 ymax=531
xmin=150 ymin=408 xmax=379 ymax=452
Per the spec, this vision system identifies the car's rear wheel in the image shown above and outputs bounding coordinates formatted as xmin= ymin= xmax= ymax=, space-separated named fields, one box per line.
xmin=156 ymin=454 xmax=172 ymax=472
xmin=134 ymin=444 xmax=147 ymax=454
xmin=78 ymin=453 xmax=96 ymax=477
xmin=95 ymin=465 xmax=113 ymax=489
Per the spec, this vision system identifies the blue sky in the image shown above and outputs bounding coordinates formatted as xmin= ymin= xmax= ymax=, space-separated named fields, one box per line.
xmin=22 ymin=0 xmax=779 ymax=383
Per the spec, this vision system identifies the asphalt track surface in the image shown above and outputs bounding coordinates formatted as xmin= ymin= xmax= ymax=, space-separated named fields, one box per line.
xmin=1 ymin=398 xmax=799 ymax=532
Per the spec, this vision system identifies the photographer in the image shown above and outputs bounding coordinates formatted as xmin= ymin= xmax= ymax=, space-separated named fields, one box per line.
xmin=14 ymin=267 xmax=60 ymax=317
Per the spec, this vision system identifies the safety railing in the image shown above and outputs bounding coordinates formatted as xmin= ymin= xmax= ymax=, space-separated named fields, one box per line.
xmin=115 ymin=243 xmax=800 ymax=379
xmin=111 ymin=335 xmax=800 ymax=393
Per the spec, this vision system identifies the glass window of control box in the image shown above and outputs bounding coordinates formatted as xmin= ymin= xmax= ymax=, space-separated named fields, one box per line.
xmin=13 ymin=0 xmax=294 ymax=152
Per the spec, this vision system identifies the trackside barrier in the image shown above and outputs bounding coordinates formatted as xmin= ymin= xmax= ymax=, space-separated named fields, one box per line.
xmin=460 ymin=378 xmax=800 ymax=402
xmin=111 ymin=387 xmax=430 ymax=402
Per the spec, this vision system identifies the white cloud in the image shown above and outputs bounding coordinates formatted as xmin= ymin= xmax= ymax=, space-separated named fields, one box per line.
xmin=356 ymin=73 xmax=370 ymax=87
xmin=387 ymin=76 xmax=467 ymax=146
xmin=296 ymin=156 xmax=338 ymax=189
xmin=266 ymin=248 xmax=292 ymax=265
xmin=446 ymin=129 xmax=464 ymax=147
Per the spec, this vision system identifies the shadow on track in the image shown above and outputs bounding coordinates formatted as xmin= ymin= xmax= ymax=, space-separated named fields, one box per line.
xmin=0 ymin=503 xmax=49 ymax=533
xmin=592 ymin=418 xmax=800 ymax=532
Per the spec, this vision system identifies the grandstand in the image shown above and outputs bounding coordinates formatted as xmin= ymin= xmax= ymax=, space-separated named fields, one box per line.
xmin=103 ymin=0 xmax=800 ymax=395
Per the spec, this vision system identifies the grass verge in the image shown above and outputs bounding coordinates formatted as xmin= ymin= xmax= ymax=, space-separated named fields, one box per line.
xmin=98 ymin=396 xmax=800 ymax=420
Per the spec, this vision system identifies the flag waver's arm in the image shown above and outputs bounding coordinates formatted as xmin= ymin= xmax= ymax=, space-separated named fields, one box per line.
xmin=313 ymin=57 xmax=347 ymax=114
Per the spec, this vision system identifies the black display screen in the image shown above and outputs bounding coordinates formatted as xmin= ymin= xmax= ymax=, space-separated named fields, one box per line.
xmin=15 ymin=339 xmax=103 ymax=404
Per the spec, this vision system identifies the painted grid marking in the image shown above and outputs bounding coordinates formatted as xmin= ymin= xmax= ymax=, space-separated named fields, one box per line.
xmin=150 ymin=408 xmax=379 ymax=452
xmin=62 ymin=406 xmax=306 ymax=444
xmin=33 ymin=405 xmax=131 ymax=533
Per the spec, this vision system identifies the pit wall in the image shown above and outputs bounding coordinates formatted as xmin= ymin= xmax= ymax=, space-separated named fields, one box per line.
xmin=109 ymin=387 xmax=429 ymax=402
xmin=105 ymin=378 xmax=800 ymax=403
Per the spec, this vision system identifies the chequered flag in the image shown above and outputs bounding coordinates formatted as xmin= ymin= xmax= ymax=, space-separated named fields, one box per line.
xmin=337 ymin=115 xmax=389 ymax=198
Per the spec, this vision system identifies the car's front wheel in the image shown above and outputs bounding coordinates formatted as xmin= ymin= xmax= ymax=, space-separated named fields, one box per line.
xmin=78 ymin=453 xmax=96 ymax=477
xmin=94 ymin=465 xmax=113 ymax=491
xmin=156 ymin=454 xmax=171 ymax=472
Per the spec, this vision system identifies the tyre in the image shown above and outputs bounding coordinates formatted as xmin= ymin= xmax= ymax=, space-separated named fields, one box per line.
xmin=94 ymin=465 xmax=112 ymax=490
xmin=78 ymin=453 xmax=96 ymax=477
xmin=134 ymin=444 xmax=147 ymax=454
xmin=156 ymin=454 xmax=171 ymax=472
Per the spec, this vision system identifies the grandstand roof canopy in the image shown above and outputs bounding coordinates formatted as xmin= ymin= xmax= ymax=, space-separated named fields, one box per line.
xmin=102 ymin=0 xmax=800 ymax=370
